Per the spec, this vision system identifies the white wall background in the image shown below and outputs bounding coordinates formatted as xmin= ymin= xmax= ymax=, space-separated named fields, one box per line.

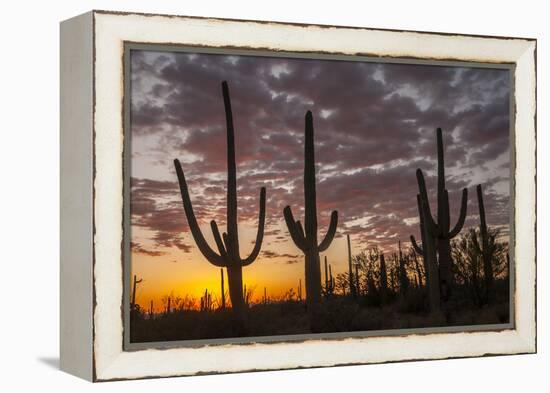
xmin=0 ymin=0 xmax=545 ymax=391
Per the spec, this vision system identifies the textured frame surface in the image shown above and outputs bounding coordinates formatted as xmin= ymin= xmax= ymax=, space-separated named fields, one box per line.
xmin=90 ymin=11 xmax=536 ymax=381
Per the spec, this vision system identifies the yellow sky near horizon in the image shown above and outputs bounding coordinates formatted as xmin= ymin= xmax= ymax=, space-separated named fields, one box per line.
xmin=131 ymin=219 xmax=361 ymax=312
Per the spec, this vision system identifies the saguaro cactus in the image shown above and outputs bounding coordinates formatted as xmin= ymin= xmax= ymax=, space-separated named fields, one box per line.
xmin=283 ymin=111 xmax=338 ymax=332
xmin=476 ymin=184 xmax=495 ymax=303
xmin=328 ymin=264 xmax=335 ymax=297
xmin=416 ymin=127 xmax=468 ymax=301
xmin=131 ymin=275 xmax=143 ymax=312
xmin=324 ymin=256 xmax=329 ymax=298
xmin=411 ymin=193 xmax=440 ymax=312
xmin=174 ymin=81 xmax=266 ymax=334
xmin=346 ymin=235 xmax=357 ymax=298
xmin=220 ymin=268 xmax=226 ymax=310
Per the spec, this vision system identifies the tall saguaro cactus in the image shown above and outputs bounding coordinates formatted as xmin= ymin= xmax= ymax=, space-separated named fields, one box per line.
xmin=411 ymin=194 xmax=440 ymax=312
xmin=220 ymin=268 xmax=226 ymax=310
xmin=283 ymin=111 xmax=338 ymax=332
xmin=416 ymin=127 xmax=468 ymax=301
xmin=174 ymin=81 xmax=266 ymax=334
xmin=347 ymin=234 xmax=357 ymax=298
xmin=476 ymin=184 xmax=495 ymax=303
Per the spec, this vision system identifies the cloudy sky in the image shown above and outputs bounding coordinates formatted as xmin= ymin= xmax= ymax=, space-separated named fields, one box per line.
xmin=129 ymin=49 xmax=511 ymax=309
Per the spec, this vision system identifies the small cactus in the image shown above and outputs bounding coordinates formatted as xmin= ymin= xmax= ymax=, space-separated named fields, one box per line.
xmin=131 ymin=275 xmax=143 ymax=313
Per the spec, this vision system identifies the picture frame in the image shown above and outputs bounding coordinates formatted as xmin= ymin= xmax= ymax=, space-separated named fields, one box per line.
xmin=60 ymin=10 xmax=536 ymax=381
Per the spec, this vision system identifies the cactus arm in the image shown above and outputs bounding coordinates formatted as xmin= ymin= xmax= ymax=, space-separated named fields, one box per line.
xmin=242 ymin=187 xmax=267 ymax=266
xmin=222 ymin=232 xmax=231 ymax=253
xmin=283 ymin=206 xmax=308 ymax=251
xmin=210 ymin=220 xmax=228 ymax=259
xmin=174 ymin=159 xmax=225 ymax=267
xmin=318 ymin=210 xmax=338 ymax=252
xmin=411 ymin=194 xmax=425 ymax=256
xmin=410 ymin=235 xmax=424 ymax=255
xmin=448 ymin=188 xmax=468 ymax=238
xmin=416 ymin=169 xmax=439 ymax=236
xmin=296 ymin=220 xmax=306 ymax=240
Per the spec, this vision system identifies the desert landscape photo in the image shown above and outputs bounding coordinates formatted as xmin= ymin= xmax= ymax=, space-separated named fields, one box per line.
xmin=127 ymin=48 xmax=511 ymax=343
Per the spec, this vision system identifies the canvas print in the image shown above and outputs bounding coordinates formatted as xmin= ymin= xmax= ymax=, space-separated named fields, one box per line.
xmin=127 ymin=47 xmax=512 ymax=344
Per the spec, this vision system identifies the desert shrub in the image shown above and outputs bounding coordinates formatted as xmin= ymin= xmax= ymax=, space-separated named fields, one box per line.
xmin=396 ymin=287 xmax=426 ymax=313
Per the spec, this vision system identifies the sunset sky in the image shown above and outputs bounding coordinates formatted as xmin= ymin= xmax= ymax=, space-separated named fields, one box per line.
xmin=129 ymin=49 xmax=511 ymax=311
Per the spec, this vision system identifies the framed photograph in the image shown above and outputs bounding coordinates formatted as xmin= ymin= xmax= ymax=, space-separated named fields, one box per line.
xmin=60 ymin=10 xmax=536 ymax=381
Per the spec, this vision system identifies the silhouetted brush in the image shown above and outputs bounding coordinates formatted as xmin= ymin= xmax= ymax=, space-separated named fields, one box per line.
xmin=411 ymin=248 xmax=424 ymax=288
xmin=475 ymin=184 xmax=495 ymax=303
xmin=416 ymin=127 xmax=468 ymax=302
xmin=174 ymin=81 xmax=266 ymax=334
xmin=398 ymin=241 xmax=409 ymax=294
xmin=379 ymin=253 xmax=388 ymax=303
xmin=354 ymin=264 xmax=360 ymax=296
xmin=323 ymin=256 xmax=328 ymax=298
xmin=283 ymin=111 xmax=338 ymax=332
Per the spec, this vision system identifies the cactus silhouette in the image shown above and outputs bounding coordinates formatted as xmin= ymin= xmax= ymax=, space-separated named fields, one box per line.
xmin=329 ymin=265 xmax=335 ymax=295
xmin=415 ymin=127 xmax=468 ymax=302
xmin=283 ymin=111 xmax=338 ymax=332
xmin=174 ymin=81 xmax=266 ymax=334
xmin=411 ymin=193 xmax=440 ymax=312
xmin=475 ymin=184 xmax=495 ymax=303
xmin=323 ymin=256 xmax=335 ymax=298
xmin=200 ymin=289 xmax=213 ymax=312
xmin=220 ymin=268 xmax=226 ymax=310
xmin=131 ymin=275 xmax=143 ymax=313
xmin=347 ymin=234 xmax=357 ymax=298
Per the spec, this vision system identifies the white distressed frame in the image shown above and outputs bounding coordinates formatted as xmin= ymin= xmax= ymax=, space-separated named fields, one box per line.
xmin=64 ymin=10 xmax=536 ymax=381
